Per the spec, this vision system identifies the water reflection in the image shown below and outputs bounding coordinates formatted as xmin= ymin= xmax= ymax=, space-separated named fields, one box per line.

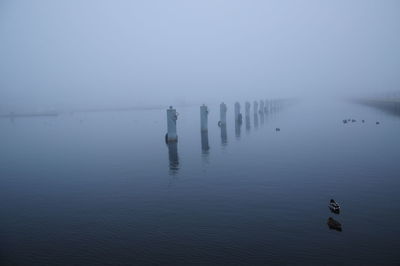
xmin=245 ymin=115 xmax=250 ymax=132
xmin=201 ymin=130 xmax=210 ymax=154
xmin=327 ymin=217 xmax=342 ymax=232
xmin=264 ymin=99 xmax=269 ymax=114
xmin=201 ymin=130 xmax=210 ymax=164
xmin=235 ymin=119 xmax=242 ymax=139
xmin=259 ymin=111 xmax=265 ymax=125
xmin=254 ymin=113 xmax=259 ymax=129
xmin=167 ymin=142 xmax=179 ymax=175
xmin=245 ymin=102 xmax=251 ymax=117
xmin=220 ymin=124 xmax=228 ymax=147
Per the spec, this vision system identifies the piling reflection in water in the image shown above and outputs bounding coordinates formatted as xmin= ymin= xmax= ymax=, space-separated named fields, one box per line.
xmin=201 ymin=130 xmax=210 ymax=154
xmin=245 ymin=102 xmax=251 ymax=118
xmin=254 ymin=113 xmax=259 ymax=129
xmin=167 ymin=142 xmax=179 ymax=175
xmin=235 ymin=119 xmax=241 ymax=139
xmin=245 ymin=115 xmax=250 ymax=132
xmin=264 ymin=99 xmax=269 ymax=114
xmin=259 ymin=111 xmax=265 ymax=125
xmin=201 ymin=130 xmax=210 ymax=164
xmin=220 ymin=124 xmax=228 ymax=147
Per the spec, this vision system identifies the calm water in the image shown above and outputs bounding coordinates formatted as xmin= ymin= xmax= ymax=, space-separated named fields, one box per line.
xmin=1 ymin=100 xmax=400 ymax=265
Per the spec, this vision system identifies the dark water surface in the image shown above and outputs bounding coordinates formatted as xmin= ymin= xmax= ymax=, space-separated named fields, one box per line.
xmin=1 ymin=100 xmax=400 ymax=265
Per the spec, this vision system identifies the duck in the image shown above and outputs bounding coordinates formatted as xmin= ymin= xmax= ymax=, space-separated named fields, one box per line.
xmin=329 ymin=199 xmax=340 ymax=213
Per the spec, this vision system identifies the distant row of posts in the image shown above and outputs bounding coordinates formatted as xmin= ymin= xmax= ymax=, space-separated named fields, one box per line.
xmin=166 ymin=99 xmax=289 ymax=144
xmin=165 ymin=99 xmax=292 ymax=175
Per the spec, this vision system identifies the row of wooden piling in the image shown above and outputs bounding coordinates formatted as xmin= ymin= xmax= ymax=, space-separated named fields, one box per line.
xmin=166 ymin=99 xmax=293 ymax=143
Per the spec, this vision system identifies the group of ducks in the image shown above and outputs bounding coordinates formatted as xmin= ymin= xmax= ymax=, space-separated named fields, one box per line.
xmin=342 ymin=118 xmax=380 ymax=125
xmin=343 ymin=119 xmax=361 ymax=123
xmin=327 ymin=199 xmax=342 ymax=231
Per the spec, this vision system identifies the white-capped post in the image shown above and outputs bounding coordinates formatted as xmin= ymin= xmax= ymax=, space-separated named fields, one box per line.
xmin=200 ymin=104 xmax=209 ymax=132
xmin=166 ymin=106 xmax=178 ymax=142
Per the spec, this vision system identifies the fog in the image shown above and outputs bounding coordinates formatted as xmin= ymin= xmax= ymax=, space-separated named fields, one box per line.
xmin=1 ymin=0 xmax=399 ymax=113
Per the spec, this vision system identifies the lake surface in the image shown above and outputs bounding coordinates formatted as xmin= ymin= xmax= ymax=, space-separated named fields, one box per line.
xmin=1 ymin=99 xmax=399 ymax=265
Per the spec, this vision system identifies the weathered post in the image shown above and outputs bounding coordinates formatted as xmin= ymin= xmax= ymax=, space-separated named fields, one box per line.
xmin=200 ymin=104 xmax=209 ymax=132
xmin=234 ymin=102 xmax=242 ymax=123
xmin=166 ymin=106 xmax=178 ymax=142
xmin=219 ymin=102 xmax=227 ymax=126
xmin=245 ymin=101 xmax=251 ymax=132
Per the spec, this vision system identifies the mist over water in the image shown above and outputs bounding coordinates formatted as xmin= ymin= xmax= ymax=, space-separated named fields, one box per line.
xmin=1 ymin=1 xmax=400 ymax=265
xmin=1 ymin=0 xmax=400 ymax=112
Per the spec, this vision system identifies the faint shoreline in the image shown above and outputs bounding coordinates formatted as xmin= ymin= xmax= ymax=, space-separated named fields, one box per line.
xmin=0 ymin=103 xmax=196 ymax=119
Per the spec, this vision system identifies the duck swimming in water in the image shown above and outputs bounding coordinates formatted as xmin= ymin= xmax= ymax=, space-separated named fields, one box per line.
xmin=329 ymin=199 xmax=340 ymax=213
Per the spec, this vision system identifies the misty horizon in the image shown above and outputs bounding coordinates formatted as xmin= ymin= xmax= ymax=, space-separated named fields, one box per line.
xmin=1 ymin=0 xmax=400 ymax=113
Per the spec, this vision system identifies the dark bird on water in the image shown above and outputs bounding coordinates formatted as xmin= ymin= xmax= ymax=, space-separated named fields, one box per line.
xmin=329 ymin=199 xmax=340 ymax=213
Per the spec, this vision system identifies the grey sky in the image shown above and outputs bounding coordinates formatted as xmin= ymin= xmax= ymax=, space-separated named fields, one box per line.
xmin=1 ymin=0 xmax=399 ymax=112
